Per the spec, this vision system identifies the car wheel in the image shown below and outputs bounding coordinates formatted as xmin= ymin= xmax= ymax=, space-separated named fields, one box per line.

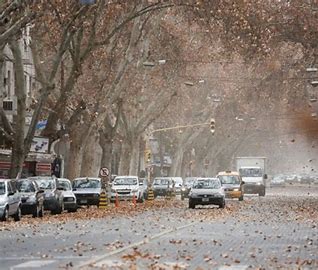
xmin=38 ymin=204 xmax=44 ymax=217
xmin=189 ymin=199 xmax=195 ymax=209
xmin=239 ymin=195 xmax=244 ymax=201
xmin=32 ymin=205 xmax=39 ymax=218
xmin=1 ymin=207 xmax=9 ymax=221
xmin=219 ymin=200 xmax=225 ymax=209
xmin=14 ymin=206 xmax=22 ymax=221
xmin=259 ymin=188 xmax=266 ymax=197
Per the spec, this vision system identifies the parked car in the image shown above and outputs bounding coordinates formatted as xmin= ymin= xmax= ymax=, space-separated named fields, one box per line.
xmin=58 ymin=178 xmax=77 ymax=212
xmin=171 ymin=177 xmax=183 ymax=194
xmin=16 ymin=178 xmax=44 ymax=217
xmin=152 ymin=177 xmax=174 ymax=198
xmin=188 ymin=178 xmax=225 ymax=209
xmin=0 ymin=179 xmax=22 ymax=221
xmin=31 ymin=176 xmax=64 ymax=214
xmin=181 ymin=177 xmax=197 ymax=200
xmin=217 ymin=171 xmax=244 ymax=201
xmin=72 ymin=177 xmax=101 ymax=206
xmin=111 ymin=176 xmax=144 ymax=202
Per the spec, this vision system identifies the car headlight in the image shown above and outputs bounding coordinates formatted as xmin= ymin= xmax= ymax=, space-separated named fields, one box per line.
xmin=256 ymin=182 xmax=262 ymax=185
xmin=233 ymin=188 xmax=239 ymax=191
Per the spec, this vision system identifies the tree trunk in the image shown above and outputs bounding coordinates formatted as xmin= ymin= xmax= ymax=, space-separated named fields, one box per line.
xmin=67 ymin=140 xmax=84 ymax=180
xmin=118 ymin=142 xmax=131 ymax=175
xmin=100 ymin=142 xmax=113 ymax=173
xmin=9 ymin=40 xmax=26 ymax=178
xmin=81 ymin=132 xmax=100 ymax=177
xmin=170 ymin=147 xmax=184 ymax=177
xmin=129 ymin=137 xmax=140 ymax=176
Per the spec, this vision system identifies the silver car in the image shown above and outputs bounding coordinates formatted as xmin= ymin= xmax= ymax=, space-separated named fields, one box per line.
xmin=0 ymin=179 xmax=22 ymax=221
xmin=58 ymin=178 xmax=77 ymax=212
xmin=188 ymin=178 xmax=225 ymax=209
xmin=72 ymin=177 xmax=101 ymax=206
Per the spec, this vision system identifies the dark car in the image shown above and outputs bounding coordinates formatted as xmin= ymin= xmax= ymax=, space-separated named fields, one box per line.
xmin=31 ymin=176 xmax=64 ymax=214
xmin=0 ymin=179 xmax=22 ymax=221
xmin=16 ymin=179 xmax=44 ymax=218
xmin=152 ymin=177 xmax=174 ymax=198
xmin=72 ymin=177 xmax=101 ymax=206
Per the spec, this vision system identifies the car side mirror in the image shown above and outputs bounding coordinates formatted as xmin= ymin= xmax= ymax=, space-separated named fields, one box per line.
xmin=241 ymin=181 xmax=245 ymax=185
xmin=37 ymin=189 xmax=45 ymax=194
xmin=264 ymin=174 xmax=268 ymax=180
xmin=8 ymin=192 xmax=14 ymax=196
xmin=57 ymin=187 xmax=65 ymax=191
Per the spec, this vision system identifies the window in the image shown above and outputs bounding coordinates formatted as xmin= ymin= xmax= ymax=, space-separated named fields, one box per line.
xmin=3 ymin=100 xmax=13 ymax=111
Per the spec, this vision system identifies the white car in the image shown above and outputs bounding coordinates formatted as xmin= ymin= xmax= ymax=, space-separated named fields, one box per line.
xmin=58 ymin=178 xmax=77 ymax=212
xmin=111 ymin=176 xmax=144 ymax=202
xmin=171 ymin=177 xmax=183 ymax=194
xmin=188 ymin=178 xmax=225 ymax=209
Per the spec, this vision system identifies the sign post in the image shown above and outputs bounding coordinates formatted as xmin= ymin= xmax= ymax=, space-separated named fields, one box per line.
xmin=99 ymin=167 xmax=110 ymax=208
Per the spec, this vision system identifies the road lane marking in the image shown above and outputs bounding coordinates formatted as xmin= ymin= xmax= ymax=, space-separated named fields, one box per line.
xmin=10 ymin=260 xmax=55 ymax=269
xmin=77 ymin=221 xmax=199 ymax=269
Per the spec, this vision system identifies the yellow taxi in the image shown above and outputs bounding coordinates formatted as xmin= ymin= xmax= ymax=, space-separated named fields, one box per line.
xmin=216 ymin=171 xmax=244 ymax=201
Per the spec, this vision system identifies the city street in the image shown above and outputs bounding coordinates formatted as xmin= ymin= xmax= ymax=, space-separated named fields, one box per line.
xmin=0 ymin=185 xmax=317 ymax=269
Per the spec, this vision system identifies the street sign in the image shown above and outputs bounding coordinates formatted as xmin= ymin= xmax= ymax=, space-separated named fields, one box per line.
xmin=99 ymin=167 xmax=109 ymax=177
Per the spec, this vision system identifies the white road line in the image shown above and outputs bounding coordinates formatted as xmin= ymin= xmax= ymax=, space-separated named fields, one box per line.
xmin=77 ymin=221 xmax=199 ymax=269
xmin=0 ymin=255 xmax=92 ymax=261
xmin=10 ymin=260 xmax=55 ymax=269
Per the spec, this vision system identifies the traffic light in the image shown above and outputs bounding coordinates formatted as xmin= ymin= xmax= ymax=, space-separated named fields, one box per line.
xmin=210 ymin=118 xmax=215 ymax=134
xmin=144 ymin=150 xmax=151 ymax=163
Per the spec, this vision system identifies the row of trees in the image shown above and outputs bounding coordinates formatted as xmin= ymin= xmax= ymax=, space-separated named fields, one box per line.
xmin=0 ymin=0 xmax=317 ymax=179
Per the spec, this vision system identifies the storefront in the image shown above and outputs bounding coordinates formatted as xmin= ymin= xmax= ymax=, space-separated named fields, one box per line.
xmin=0 ymin=149 xmax=54 ymax=178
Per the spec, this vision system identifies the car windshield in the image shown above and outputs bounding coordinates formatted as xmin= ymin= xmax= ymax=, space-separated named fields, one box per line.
xmin=58 ymin=180 xmax=72 ymax=191
xmin=193 ymin=179 xmax=221 ymax=189
xmin=0 ymin=182 xmax=5 ymax=195
xmin=153 ymin=179 xmax=170 ymax=185
xmin=113 ymin=178 xmax=137 ymax=185
xmin=218 ymin=175 xmax=240 ymax=185
xmin=239 ymin=168 xmax=262 ymax=177
xmin=35 ymin=179 xmax=55 ymax=190
xmin=73 ymin=179 xmax=101 ymax=189
xmin=16 ymin=180 xmax=35 ymax=193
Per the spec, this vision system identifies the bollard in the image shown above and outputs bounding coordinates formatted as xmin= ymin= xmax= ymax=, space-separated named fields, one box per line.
xmin=147 ymin=188 xmax=154 ymax=202
xmin=115 ymin=192 xmax=119 ymax=208
xmin=98 ymin=190 xmax=108 ymax=209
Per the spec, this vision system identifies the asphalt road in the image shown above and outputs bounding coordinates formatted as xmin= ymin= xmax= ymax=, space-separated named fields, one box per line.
xmin=0 ymin=185 xmax=317 ymax=270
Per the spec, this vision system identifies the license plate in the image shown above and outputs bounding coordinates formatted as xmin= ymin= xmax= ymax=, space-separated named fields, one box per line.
xmin=202 ymin=198 xmax=209 ymax=202
xmin=80 ymin=199 xmax=87 ymax=204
